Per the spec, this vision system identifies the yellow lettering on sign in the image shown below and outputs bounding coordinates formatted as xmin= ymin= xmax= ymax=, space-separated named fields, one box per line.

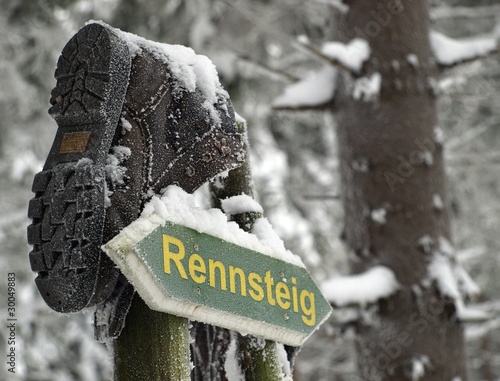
xmin=300 ymin=290 xmax=316 ymax=326
xmin=163 ymin=234 xmax=187 ymax=279
xmin=291 ymin=277 xmax=299 ymax=313
xmin=161 ymin=232 xmax=318 ymax=327
xmin=229 ymin=266 xmax=246 ymax=296
xmin=248 ymin=273 xmax=264 ymax=301
xmin=275 ymin=281 xmax=291 ymax=310
xmin=209 ymin=259 xmax=227 ymax=291
xmin=264 ymin=271 xmax=276 ymax=306
xmin=188 ymin=253 xmax=206 ymax=284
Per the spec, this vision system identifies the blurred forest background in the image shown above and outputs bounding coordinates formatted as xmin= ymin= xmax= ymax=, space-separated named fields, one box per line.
xmin=0 ymin=0 xmax=499 ymax=380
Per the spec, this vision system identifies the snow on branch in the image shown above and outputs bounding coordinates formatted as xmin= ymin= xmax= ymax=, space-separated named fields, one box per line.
xmin=274 ymin=37 xmax=372 ymax=110
xmin=321 ymin=266 xmax=399 ymax=307
xmin=272 ymin=66 xmax=337 ymax=111
xmin=321 ymin=38 xmax=370 ymax=73
xmin=430 ymin=30 xmax=498 ymax=67
xmin=431 ymin=5 xmax=500 ymax=20
xmin=427 ymin=237 xmax=491 ymax=323
xmin=295 ymin=36 xmax=370 ymax=74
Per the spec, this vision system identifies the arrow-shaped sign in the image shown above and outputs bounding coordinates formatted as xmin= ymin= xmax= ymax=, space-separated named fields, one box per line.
xmin=104 ymin=211 xmax=332 ymax=347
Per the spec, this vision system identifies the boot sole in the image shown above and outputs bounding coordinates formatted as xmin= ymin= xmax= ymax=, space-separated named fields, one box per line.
xmin=27 ymin=22 xmax=131 ymax=313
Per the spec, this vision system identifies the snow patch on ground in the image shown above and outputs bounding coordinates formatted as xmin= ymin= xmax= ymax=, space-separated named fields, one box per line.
xmin=321 ymin=38 xmax=370 ymax=72
xmin=430 ymin=31 xmax=497 ymax=66
xmin=321 ymin=266 xmax=399 ymax=307
xmin=272 ymin=66 xmax=337 ymax=109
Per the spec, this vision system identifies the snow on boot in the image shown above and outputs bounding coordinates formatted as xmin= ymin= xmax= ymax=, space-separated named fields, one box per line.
xmin=94 ymin=22 xmax=244 ymax=339
xmin=27 ymin=21 xmax=244 ymax=315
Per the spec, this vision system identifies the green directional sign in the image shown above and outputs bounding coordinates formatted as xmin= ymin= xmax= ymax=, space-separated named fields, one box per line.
xmin=104 ymin=220 xmax=332 ymax=346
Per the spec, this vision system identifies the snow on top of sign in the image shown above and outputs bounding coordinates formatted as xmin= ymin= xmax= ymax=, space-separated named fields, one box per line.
xmin=89 ymin=20 xmax=229 ymax=126
xmin=321 ymin=266 xmax=399 ymax=307
xmin=272 ymin=66 xmax=337 ymax=109
xmin=221 ymin=194 xmax=263 ymax=215
xmin=321 ymin=38 xmax=370 ymax=72
xmin=140 ymin=185 xmax=305 ymax=267
xmin=430 ymin=30 xmax=497 ymax=66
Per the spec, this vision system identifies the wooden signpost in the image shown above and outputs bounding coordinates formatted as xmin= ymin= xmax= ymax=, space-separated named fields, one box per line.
xmin=104 ymin=217 xmax=332 ymax=347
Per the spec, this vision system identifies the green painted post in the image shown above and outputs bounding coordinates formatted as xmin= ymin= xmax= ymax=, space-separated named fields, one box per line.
xmin=210 ymin=120 xmax=284 ymax=381
xmin=113 ymin=293 xmax=191 ymax=381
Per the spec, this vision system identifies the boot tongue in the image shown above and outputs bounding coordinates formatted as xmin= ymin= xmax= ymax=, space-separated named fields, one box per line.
xmin=152 ymin=127 xmax=244 ymax=195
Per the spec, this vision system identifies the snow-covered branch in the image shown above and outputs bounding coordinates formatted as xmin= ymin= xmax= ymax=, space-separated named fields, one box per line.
xmin=430 ymin=30 xmax=498 ymax=68
xmin=321 ymin=266 xmax=399 ymax=308
xmin=427 ymin=237 xmax=494 ymax=323
xmin=272 ymin=66 xmax=337 ymax=111
xmin=294 ymin=36 xmax=369 ymax=75
xmin=431 ymin=5 xmax=500 ymax=20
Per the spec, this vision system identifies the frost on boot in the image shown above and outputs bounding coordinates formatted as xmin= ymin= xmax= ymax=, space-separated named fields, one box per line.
xmin=27 ymin=23 xmax=131 ymax=313
xmin=28 ymin=21 xmax=244 ymax=321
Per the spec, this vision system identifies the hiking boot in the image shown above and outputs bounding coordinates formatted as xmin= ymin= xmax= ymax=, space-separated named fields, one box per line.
xmin=27 ymin=22 xmax=243 ymax=314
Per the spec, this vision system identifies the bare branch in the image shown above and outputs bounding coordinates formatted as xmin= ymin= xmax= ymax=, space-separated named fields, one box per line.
xmin=431 ymin=30 xmax=500 ymax=69
xmin=236 ymin=54 xmax=299 ymax=82
xmin=272 ymin=99 xmax=334 ymax=112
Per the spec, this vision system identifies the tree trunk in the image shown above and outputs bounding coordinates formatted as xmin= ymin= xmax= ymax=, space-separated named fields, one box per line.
xmin=334 ymin=1 xmax=467 ymax=380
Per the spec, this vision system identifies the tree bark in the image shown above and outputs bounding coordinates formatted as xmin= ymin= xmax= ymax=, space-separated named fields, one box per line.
xmin=113 ymin=293 xmax=191 ymax=381
xmin=333 ymin=1 xmax=467 ymax=380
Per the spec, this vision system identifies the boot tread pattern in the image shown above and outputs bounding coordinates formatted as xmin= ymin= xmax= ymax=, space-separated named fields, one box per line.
xmin=27 ymin=23 xmax=130 ymax=313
